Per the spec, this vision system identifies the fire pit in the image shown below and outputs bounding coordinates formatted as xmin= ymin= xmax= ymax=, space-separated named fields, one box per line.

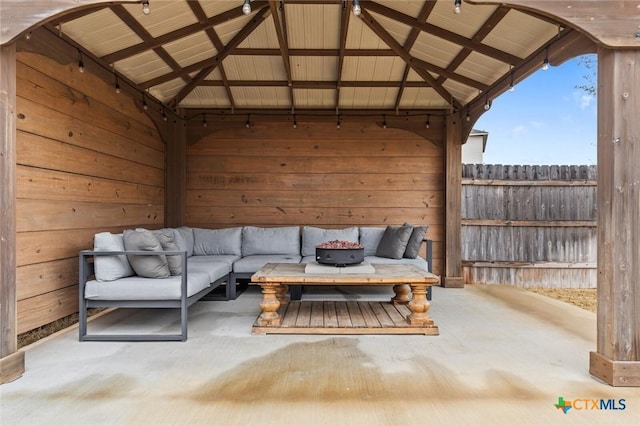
xmin=316 ymin=240 xmax=364 ymax=267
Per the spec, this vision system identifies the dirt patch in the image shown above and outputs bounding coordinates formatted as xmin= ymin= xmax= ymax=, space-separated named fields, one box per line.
xmin=18 ymin=309 xmax=103 ymax=349
xmin=526 ymin=288 xmax=596 ymax=313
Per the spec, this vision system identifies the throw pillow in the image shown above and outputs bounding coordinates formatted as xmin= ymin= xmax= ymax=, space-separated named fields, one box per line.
xmin=403 ymin=224 xmax=429 ymax=259
xmin=375 ymin=225 xmax=413 ymax=259
xmin=123 ymin=229 xmax=170 ymax=278
xmin=93 ymin=232 xmax=135 ymax=282
xmin=155 ymin=232 xmax=183 ymax=276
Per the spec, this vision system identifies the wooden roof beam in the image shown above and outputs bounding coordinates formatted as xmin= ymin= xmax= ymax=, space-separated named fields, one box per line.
xmin=198 ymin=80 xmax=436 ymax=88
xmin=102 ymin=1 xmax=270 ymax=64
xmin=167 ymin=7 xmax=271 ymax=107
xmin=232 ymin=48 xmax=396 ymax=56
xmin=269 ymin=1 xmax=295 ymax=110
xmin=435 ymin=6 xmax=510 ymax=87
xmin=359 ymin=7 xmax=462 ymax=110
xmin=393 ymin=1 xmax=436 ymax=111
xmin=365 ymin=1 xmax=521 ymax=66
xmin=109 ymin=4 xmax=185 ymax=82
xmin=188 ymin=2 xmax=236 ymax=110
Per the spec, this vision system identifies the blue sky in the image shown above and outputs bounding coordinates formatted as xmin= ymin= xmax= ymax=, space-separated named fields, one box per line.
xmin=475 ymin=54 xmax=597 ymax=166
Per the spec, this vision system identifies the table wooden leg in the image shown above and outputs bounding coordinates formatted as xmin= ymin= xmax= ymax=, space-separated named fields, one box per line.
xmin=276 ymin=284 xmax=289 ymax=305
xmin=258 ymin=283 xmax=282 ymax=326
xmin=391 ymin=284 xmax=411 ymax=305
xmin=407 ymin=284 xmax=434 ymax=326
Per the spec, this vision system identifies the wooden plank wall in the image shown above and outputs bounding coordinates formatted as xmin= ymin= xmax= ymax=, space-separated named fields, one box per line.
xmin=15 ymin=52 xmax=164 ymax=334
xmin=186 ymin=120 xmax=444 ymax=274
xmin=461 ymin=164 xmax=597 ymax=288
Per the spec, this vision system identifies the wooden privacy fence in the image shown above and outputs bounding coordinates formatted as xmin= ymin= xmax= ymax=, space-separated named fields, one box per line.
xmin=461 ymin=164 xmax=597 ymax=288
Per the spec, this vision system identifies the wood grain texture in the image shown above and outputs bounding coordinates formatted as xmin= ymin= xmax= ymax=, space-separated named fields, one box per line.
xmin=186 ymin=120 xmax=444 ymax=275
xmin=14 ymin=51 xmax=164 ymax=333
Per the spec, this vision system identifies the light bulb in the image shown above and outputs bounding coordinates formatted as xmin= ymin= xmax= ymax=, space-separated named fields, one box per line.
xmin=484 ymin=102 xmax=491 ymax=111
xmin=353 ymin=1 xmax=361 ymax=16
xmin=115 ymin=82 xmax=121 ymax=94
xmin=78 ymin=59 xmax=85 ymax=73
xmin=142 ymin=1 xmax=150 ymax=15
xmin=454 ymin=0 xmax=462 ymax=14
xmin=542 ymin=59 xmax=549 ymax=71
xmin=242 ymin=0 xmax=251 ymax=15
xmin=509 ymin=84 xmax=515 ymax=93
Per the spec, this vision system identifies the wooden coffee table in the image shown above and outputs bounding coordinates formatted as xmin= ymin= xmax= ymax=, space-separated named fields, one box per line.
xmin=251 ymin=263 xmax=440 ymax=335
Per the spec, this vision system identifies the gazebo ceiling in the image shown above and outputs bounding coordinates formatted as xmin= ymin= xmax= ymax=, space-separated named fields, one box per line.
xmin=45 ymin=1 xmax=583 ymax=115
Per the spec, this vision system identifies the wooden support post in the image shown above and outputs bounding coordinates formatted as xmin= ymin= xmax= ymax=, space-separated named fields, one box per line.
xmin=0 ymin=43 xmax=24 ymax=384
xmin=443 ymin=114 xmax=464 ymax=287
xmin=590 ymin=47 xmax=640 ymax=386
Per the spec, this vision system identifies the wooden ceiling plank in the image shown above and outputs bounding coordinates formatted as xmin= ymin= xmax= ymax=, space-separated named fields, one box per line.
xmin=101 ymin=1 xmax=270 ymax=64
xmin=365 ymin=1 xmax=521 ymax=66
xmin=167 ymin=7 xmax=272 ymax=107
xmin=198 ymin=80 xmax=430 ymax=88
xmin=359 ymin=7 xmax=461 ymax=110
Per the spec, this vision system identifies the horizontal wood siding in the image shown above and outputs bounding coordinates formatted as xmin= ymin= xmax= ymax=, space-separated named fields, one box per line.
xmin=186 ymin=121 xmax=444 ymax=274
xmin=15 ymin=52 xmax=164 ymax=333
xmin=462 ymin=164 xmax=597 ymax=288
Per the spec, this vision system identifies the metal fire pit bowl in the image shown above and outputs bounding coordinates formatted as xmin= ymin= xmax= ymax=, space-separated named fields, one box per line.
xmin=315 ymin=247 xmax=364 ymax=267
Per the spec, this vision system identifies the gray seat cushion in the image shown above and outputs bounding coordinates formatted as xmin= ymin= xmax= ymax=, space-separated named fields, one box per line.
xmin=84 ymin=271 xmax=211 ymax=300
xmin=187 ymin=256 xmax=233 ymax=283
xmin=233 ymin=254 xmax=302 ymax=273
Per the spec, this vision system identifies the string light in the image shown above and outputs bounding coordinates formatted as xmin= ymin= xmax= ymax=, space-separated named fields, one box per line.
xmin=245 ymin=114 xmax=251 ymax=128
xmin=353 ymin=0 xmax=361 ymax=16
xmin=162 ymin=107 xmax=168 ymax=122
xmin=242 ymin=0 xmax=251 ymax=15
xmin=142 ymin=1 xmax=150 ymax=15
xmin=542 ymin=48 xmax=549 ymax=71
xmin=382 ymin=115 xmax=387 ymax=129
xmin=202 ymin=114 xmax=207 ymax=128
xmin=142 ymin=92 xmax=148 ymax=110
xmin=336 ymin=116 xmax=341 ymax=129
xmin=509 ymin=72 xmax=515 ymax=92
xmin=114 ymin=74 xmax=121 ymax=94
xmin=483 ymin=95 xmax=491 ymax=111
xmin=293 ymin=115 xmax=297 ymax=129
xmin=78 ymin=50 xmax=85 ymax=73
xmin=454 ymin=0 xmax=462 ymax=15
xmin=425 ymin=115 xmax=430 ymax=129
xmin=465 ymin=108 xmax=471 ymax=122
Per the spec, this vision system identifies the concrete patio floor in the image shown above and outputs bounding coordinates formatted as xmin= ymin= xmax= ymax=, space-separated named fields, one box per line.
xmin=2 ymin=284 xmax=639 ymax=425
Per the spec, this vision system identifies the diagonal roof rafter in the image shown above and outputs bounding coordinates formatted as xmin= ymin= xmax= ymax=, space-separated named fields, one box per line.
xmin=167 ymin=6 xmax=273 ymax=108
xmin=187 ymin=1 xmax=236 ymax=110
xmin=359 ymin=6 xmax=462 ymax=110
xmin=393 ymin=0 xmax=437 ymax=111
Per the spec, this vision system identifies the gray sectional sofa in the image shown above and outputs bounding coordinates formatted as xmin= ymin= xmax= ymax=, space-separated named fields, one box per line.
xmin=79 ymin=225 xmax=433 ymax=341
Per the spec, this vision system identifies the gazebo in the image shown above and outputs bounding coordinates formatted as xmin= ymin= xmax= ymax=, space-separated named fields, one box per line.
xmin=0 ymin=1 xmax=638 ymax=387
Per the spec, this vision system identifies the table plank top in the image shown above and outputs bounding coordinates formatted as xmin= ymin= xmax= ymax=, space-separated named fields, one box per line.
xmin=251 ymin=263 xmax=440 ymax=285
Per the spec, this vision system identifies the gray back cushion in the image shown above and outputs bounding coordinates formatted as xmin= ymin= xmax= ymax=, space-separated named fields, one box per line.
xmin=123 ymin=229 xmax=170 ymax=278
xmin=154 ymin=231 xmax=183 ymax=276
xmin=359 ymin=227 xmax=385 ymax=257
xmin=174 ymin=226 xmax=194 ymax=257
xmin=242 ymin=226 xmax=301 ymax=256
xmin=403 ymin=225 xmax=429 ymax=259
xmin=375 ymin=225 xmax=413 ymax=259
xmin=301 ymin=226 xmax=359 ymax=257
xmin=193 ymin=227 xmax=242 ymax=256
xmin=93 ymin=232 xmax=134 ymax=282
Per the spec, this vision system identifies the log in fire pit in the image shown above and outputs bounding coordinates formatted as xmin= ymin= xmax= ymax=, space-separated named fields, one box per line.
xmin=316 ymin=240 xmax=364 ymax=267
